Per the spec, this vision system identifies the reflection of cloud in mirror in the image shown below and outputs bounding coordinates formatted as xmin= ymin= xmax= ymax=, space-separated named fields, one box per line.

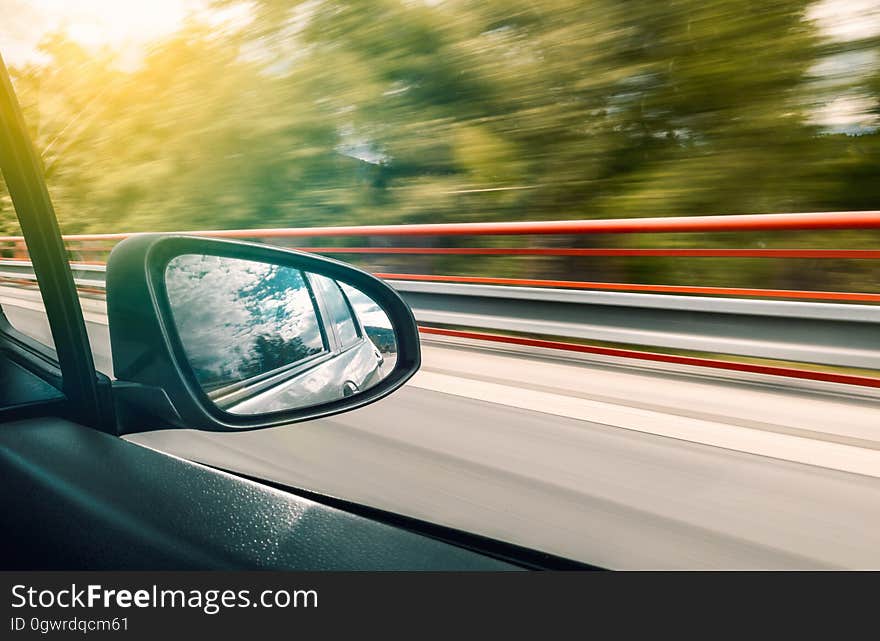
xmin=165 ymin=254 xmax=324 ymax=390
xmin=340 ymin=283 xmax=392 ymax=330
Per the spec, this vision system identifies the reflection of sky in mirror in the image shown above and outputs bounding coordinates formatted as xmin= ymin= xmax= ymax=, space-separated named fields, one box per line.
xmin=165 ymin=254 xmax=324 ymax=388
xmin=340 ymin=282 xmax=392 ymax=330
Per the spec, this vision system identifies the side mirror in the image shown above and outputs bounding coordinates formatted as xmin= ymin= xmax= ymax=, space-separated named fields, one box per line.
xmin=106 ymin=235 xmax=420 ymax=433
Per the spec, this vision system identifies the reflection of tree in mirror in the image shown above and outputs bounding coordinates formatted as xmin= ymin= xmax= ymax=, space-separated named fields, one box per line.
xmin=364 ymin=326 xmax=396 ymax=354
xmin=246 ymin=333 xmax=319 ymax=378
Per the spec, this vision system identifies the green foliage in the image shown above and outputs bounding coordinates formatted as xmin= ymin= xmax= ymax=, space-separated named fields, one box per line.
xmin=2 ymin=0 xmax=879 ymax=288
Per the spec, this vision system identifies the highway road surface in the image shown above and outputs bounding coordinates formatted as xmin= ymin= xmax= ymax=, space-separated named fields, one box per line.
xmin=3 ymin=284 xmax=880 ymax=569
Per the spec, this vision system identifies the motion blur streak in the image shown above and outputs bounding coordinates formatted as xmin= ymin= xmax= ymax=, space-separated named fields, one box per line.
xmin=417 ymin=327 xmax=880 ymax=389
xmin=2 ymin=0 xmax=880 ymax=569
xmin=3 ymin=0 xmax=880 ymax=297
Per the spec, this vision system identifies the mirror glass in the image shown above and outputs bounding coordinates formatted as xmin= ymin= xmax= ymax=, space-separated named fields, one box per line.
xmin=164 ymin=254 xmax=397 ymax=415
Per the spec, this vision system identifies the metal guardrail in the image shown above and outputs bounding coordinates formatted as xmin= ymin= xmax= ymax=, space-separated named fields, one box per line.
xmin=0 ymin=259 xmax=106 ymax=289
xmin=3 ymin=259 xmax=879 ymax=371
xmin=3 ymin=211 xmax=879 ymax=242
xmin=392 ymin=280 xmax=880 ymax=370
xmin=4 ymin=212 xmax=880 ymax=302
xmin=1 ymin=212 xmax=879 ymax=386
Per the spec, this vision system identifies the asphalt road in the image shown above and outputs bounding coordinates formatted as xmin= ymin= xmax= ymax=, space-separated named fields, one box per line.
xmin=3 ymin=285 xmax=880 ymax=568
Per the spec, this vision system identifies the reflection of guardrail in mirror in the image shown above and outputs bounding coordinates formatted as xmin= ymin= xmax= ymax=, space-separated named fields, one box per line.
xmin=365 ymin=326 xmax=397 ymax=354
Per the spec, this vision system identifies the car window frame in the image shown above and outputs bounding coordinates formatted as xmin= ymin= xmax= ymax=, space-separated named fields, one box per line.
xmin=0 ymin=53 xmax=114 ymax=431
xmin=308 ymin=273 xmax=364 ymax=355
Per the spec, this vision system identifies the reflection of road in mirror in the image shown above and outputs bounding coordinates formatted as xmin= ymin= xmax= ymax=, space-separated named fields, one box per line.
xmin=165 ymin=254 xmax=397 ymax=416
xmin=379 ymin=354 xmax=397 ymax=379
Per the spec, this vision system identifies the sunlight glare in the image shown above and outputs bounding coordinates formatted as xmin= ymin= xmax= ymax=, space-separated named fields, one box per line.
xmin=44 ymin=0 xmax=197 ymax=47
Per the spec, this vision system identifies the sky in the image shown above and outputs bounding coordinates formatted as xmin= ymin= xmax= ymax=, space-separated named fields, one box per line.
xmin=1 ymin=0 xmax=249 ymax=68
xmin=808 ymin=0 xmax=880 ymax=40
xmin=1 ymin=0 xmax=878 ymax=129
xmin=2 ymin=0 xmax=878 ymax=65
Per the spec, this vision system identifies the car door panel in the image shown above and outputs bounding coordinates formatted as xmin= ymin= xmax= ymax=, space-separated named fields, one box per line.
xmin=0 ymin=416 xmax=519 ymax=570
xmin=228 ymin=340 xmax=380 ymax=414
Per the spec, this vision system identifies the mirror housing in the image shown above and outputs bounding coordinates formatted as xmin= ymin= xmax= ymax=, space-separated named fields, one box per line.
xmin=106 ymin=234 xmax=420 ymax=433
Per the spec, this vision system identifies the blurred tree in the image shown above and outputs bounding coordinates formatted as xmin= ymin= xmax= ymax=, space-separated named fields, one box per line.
xmin=1 ymin=0 xmax=878 ymax=288
xmin=235 ymin=0 xmax=839 ymax=220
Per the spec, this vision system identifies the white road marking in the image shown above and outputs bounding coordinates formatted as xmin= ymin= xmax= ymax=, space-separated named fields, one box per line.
xmin=408 ymin=370 xmax=880 ymax=479
xmin=0 ymin=293 xmax=108 ymax=325
xmin=0 ymin=295 xmax=44 ymax=313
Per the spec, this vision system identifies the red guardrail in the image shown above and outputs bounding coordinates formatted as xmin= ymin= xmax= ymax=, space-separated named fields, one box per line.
xmin=419 ymin=328 xmax=880 ymax=389
xmin=2 ymin=210 xmax=876 ymax=241
xmin=264 ymin=247 xmax=880 ymax=258
xmin=2 ymin=211 xmax=879 ymax=387
xmin=375 ymin=274 xmax=880 ymax=303
xmin=2 ymin=211 xmax=879 ymax=302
